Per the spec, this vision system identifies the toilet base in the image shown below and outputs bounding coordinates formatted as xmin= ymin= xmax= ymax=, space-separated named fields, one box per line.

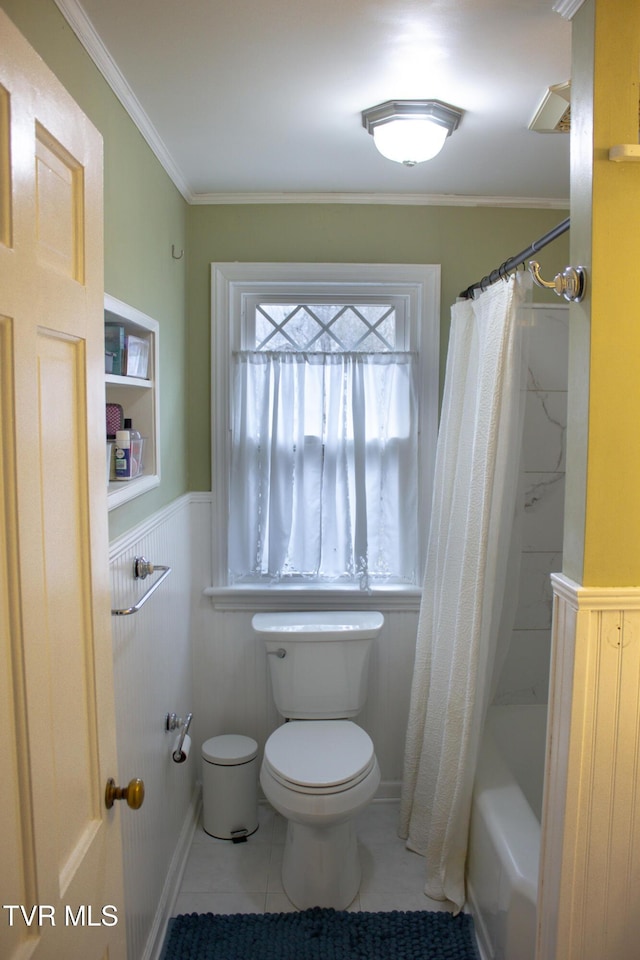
xmin=282 ymin=818 xmax=360 ymax=910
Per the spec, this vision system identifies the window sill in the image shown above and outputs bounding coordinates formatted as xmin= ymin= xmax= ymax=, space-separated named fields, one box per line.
xmin=203 ymin=583 xmax=422 ymax=613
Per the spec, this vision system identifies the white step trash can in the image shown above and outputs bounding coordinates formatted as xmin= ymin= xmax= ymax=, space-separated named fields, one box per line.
xmin=201 ymin=734 xmax=259 ymax=841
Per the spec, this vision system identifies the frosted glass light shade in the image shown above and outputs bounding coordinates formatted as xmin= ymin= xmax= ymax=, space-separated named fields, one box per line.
xmin=361 ymin=100 xmax=463 ymax=167
xmin=372 ymin=118 xmax=449 ymax=166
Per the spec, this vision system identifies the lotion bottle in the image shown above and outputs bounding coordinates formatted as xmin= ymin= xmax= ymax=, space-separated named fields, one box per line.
xmin=114 ymin=428 xmax=131 ymax=480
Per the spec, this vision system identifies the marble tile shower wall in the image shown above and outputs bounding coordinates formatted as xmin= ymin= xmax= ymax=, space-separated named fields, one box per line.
xmin=494 ymin=304 xmax=569 ymax=705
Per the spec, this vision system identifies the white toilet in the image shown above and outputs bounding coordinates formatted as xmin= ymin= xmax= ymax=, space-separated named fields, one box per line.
xmin=253 ymin=610 xmax=383 ymax=911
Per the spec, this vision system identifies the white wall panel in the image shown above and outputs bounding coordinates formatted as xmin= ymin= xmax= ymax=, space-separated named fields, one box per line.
xmin=539 ymin=577 xmax=640 ymax=959
xmin=110 ymin=495 xmax=197 ymax=960
xmin=110 ymin=311 xmax=570 ymax=951
xmin=190 ymin=495 xmax=419 ymax=797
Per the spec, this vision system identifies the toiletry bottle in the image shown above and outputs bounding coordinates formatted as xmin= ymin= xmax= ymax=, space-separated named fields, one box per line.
xmin=124 ymin=418 xmax=142 ymax=477
xmin=114 ymin=428 xmax=131 ymax=480
xmin=124 ymin=417 xmax=140 ymax=441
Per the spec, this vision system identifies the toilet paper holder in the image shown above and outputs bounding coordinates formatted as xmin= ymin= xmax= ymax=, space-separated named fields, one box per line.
xmin=167 ymin=711 xmax=193 ymax=763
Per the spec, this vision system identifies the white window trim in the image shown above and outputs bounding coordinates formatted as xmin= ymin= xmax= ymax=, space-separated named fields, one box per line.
xmin=209 ymin=262 xmax=440 ymax=609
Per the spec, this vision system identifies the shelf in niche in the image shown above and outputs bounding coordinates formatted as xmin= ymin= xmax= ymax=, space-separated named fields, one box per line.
xmin=107 ymin=474 xmax=159 ymax=509
xmin=106 ymin=373 xmax=153 ymax=389
xmin=104 ymin=293 xmax=160 ymax=510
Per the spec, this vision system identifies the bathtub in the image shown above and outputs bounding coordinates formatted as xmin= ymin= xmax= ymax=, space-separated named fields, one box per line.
xmin=466 ymin=704 xmax=548 ymax=960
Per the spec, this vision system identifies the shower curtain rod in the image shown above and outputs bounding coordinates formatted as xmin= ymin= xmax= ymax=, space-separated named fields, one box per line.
xmin=459 ymin=216 xmax=570 ymax=300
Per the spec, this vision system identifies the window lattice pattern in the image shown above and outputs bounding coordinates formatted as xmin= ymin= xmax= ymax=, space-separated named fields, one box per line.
xmin=255 ymin=303 xmax=397 ymax=352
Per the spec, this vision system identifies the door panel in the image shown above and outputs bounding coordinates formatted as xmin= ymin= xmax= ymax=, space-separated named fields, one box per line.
xmin=35 ymin=123 xmax=86 ymax=283
xmin=37 ymin=330 xmax=100 ymax=895
xmin=0 ymin=10 xmax=126 ymax=959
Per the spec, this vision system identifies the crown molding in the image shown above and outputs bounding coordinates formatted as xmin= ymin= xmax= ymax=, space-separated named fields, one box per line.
xmin=189 ymin=191 xmax=569 ymax=209
xmin=53 ymin=0 xmax=193 ymax=201
xmin=552 ymin=0 xmax=587 ymax=20
xmin=53 ymin=0 xmax=570 ymax=211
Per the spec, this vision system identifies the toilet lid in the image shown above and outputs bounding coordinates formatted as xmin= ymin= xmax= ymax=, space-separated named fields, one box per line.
xmin=264 ymin=720 xmax=374 ymax=789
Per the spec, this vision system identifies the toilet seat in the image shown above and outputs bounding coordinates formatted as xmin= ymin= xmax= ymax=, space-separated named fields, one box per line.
xmin=263 ymin=720 xmax=375 ymax=795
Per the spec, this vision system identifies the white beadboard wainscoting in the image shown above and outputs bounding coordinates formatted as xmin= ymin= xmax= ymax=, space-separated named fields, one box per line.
xmin=190 ymin=494 xmax=421 ymax=798
xmin=108 ymin=446 xmax=575 ymax=955
xmin=109 ymin=494 xmax=199 ymax=960
xmin=539 ymin=577 xmax=640 ymax=960
xmin=108 ymin=307 xmax=567 ymax=952
xmin=109 ymin=493 xmax=421 ymax=958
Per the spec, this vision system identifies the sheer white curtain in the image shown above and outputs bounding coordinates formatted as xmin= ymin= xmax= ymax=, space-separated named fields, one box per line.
xmin=228 ymin=351 xmax=418 ymax=586
xmin=399 ymin=273 xmax=532 ymax=912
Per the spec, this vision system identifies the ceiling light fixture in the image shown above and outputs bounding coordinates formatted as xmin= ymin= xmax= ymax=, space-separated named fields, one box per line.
xmin=361 ymin=99 xmax=463 ymax=167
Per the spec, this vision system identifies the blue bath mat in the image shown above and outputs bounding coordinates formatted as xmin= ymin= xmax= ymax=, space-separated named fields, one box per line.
xmin=161 ymin=907 xmax=480 ymax=959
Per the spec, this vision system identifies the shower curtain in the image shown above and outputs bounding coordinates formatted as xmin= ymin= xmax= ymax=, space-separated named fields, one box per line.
xmin=399 ymin=272 xmax=532 ymax=912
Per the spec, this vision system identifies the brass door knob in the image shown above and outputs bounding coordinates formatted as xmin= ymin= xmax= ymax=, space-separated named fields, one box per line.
xmin=105 ymin=777 xmax=145 ymax=810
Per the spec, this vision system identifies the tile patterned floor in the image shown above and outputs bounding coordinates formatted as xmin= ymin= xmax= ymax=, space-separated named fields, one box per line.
xmin=173 ymin=800 xmax=455 ymax=916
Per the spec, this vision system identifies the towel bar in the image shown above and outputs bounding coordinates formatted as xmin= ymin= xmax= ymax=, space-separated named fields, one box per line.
xmin=111 ymin=556 xmax=172 ymax=616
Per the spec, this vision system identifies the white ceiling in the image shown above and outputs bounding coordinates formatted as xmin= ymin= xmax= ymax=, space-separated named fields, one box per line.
xmin=58 ymin=0 xmax=572 ymax=205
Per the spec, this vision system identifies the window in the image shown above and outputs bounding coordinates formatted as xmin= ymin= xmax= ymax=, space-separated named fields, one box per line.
xmin=211 ymin=263 xmax=440 ymax=595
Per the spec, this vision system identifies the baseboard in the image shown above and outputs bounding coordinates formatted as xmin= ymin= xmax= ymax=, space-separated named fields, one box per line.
xmin=376 ymin=780 xmax=401 ymax=801
xmin=144 ymin=785 xmax=202 ymax=960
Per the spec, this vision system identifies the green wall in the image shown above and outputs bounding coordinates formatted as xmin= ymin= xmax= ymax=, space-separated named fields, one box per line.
xmin=187 ymin=203 xmax=569 ymax=490
xmin=1 ymin=0 xmax=189 ymax=540
xmin=4 ymin=0 xmax=570 ymax=524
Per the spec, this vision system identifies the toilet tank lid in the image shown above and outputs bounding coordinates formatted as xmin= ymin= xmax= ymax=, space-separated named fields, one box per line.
xmin=252 ymin=610 xmax=383 ymax=639
xmin=202 ymin=734 xmax=257 ymax=765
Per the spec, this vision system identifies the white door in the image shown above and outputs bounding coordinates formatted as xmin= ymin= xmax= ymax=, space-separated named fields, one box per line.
xmin=0 ymin=10 xmax=128 ymax=959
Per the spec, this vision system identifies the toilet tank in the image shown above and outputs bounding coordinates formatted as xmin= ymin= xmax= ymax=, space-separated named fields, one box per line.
xmin=252 ymin=611 xmax=384 ymax=720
